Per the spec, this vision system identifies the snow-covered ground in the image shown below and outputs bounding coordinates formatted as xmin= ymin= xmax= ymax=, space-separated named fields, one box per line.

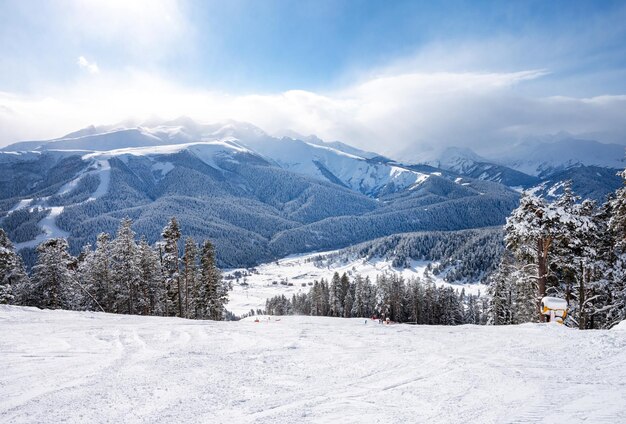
xmin=1 ymin=306 xmax=624 ymax=423
xmin=15 ymin=206 xmax=69 ymax=250
xmin=226 ymin=251 xmax=486 ymax=315
xmin=10 ymin=158 xmax=111 ymax=250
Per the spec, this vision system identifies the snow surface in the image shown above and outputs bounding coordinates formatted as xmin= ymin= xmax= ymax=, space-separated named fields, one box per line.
xmin=6 ymin=119 xmax=431 ymax=196
xmin=487 ymin=137 xmax=625 ymax=176
xmin=15 ymin=206 xmax=69 ymax=250
xmin=56 ymin=158 xmax=111 ymax=201
xmin=88 ymin=159 xmax=111 ymax=201
xmin=7 ymin=198 xmax=33 ymax=213
xmin=1 ymin=305 xmax=624 ymax=423
xmin=9 ymin=158 xmax=111 ymax=249
xmin=81 ymin=139 xmax=252 ymax=161
xmin=541 ymin=297 xmax=568 ymax=310
xmin=226 ymin=250 xmax=486 ymax=315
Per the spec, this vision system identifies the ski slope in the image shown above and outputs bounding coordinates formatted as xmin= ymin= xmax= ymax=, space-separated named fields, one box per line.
xmin=1 ymin=306 xmax=624 ymax=423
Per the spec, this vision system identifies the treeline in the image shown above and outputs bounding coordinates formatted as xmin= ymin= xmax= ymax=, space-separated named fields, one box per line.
xmin=488 ymin=178 xmax=626 ymax=329
xmin=0 ymin=217 xmax=230 ymax=320
xmin=265 ymin=271 xmax=486 ymax=325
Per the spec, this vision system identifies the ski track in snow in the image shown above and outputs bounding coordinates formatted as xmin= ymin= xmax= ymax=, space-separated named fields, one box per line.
xmin=1 ymin=306 xmax=624 ymax=424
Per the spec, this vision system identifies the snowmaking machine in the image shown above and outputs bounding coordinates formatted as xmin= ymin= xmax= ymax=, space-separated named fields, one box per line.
xmin=541 ymin=296 xmax=568 ymax=324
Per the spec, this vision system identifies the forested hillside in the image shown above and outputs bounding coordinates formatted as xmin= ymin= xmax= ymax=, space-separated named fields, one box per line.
xmin=0 ymin=125 xmax=520 ymax=268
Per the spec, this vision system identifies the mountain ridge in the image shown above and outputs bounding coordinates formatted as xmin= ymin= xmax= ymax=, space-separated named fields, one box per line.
xmin=1 ymin=119 xmax=622 ymax=268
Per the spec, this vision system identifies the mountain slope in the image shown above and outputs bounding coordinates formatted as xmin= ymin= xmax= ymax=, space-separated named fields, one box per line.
xmin=492 ymin=137 xmax=626 ymax=177
xmin=6 ymin=120 xmax=621 ymax=269
xmin=3 ymin=120 xmax=430 ymax=197
xmin=426 ymin=141 xmax=624 ymax=201
xmin=0 ymin=120 xmax=521 ymax=268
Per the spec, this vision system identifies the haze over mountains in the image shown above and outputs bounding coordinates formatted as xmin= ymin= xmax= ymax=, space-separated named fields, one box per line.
xmin=0 ymin=118 xmax=623 ymax=269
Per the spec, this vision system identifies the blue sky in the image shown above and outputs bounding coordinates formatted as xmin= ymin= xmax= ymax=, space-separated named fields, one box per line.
xmin=0 ymin=0 xmax=625 ymax=158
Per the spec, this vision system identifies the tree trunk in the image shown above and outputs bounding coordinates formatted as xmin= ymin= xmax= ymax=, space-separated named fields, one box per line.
xmin=177 ymin=277 xmax=183 ymax=317
xmin=579 ymin=265 xmax=586 ymax=330
xmin=537 ymin=238 xmax=548 ymax=321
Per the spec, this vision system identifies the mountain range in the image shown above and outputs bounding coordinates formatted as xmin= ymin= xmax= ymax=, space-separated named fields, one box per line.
xmin=0 ymin=118 xmax=623 ymax=268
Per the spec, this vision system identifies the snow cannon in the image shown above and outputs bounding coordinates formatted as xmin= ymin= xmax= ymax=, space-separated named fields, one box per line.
xmin=541 ymin=296 xmax=568 ymax=324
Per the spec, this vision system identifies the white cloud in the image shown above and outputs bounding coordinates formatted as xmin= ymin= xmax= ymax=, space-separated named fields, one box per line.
xmin=65 ymin=0 xmax=189 ymax=58
xmin=77 ymin=56 xmax=99 ymax=74
xmin=0 ymin=68 xmax=625 ymax=161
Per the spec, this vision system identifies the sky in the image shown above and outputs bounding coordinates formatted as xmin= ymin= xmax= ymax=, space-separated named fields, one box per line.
xmin=0 ymin=0 xmax=625 ymax=159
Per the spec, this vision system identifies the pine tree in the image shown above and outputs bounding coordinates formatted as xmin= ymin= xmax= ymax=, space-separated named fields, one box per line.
xmin=487 ymin=252 xmax=515 ymax=325
xmin=183 ymin=237 xmax=199 ymax=319
xmin=343 ymin=285 xmax=354 ymax=318
xmin=376 ymin=274 xmax=391 ymax=320
xmin=465 ymin=294 xmax=480 ymax=324
xmin=351 ymin=274 xmax=366 ymax=317
xmin=504 ymin=192 xmax=562 ymax=320
xmin=340 ymin=272 xmax=350 ymax=313
xmin=161 ymin=217 xmax=182 ymax=317
xmin=30 ymin=238 xmax=76 ymax=309
xmin=606 ymin=171 xmax=626 ymax=327
xmin=110 ymin=218 xmax=141 ymax=314
xmin=406 ymin=277 xmax=423 ymax=324
xmin=199 ymin=239 xmax=227 ymax=320
xmin=0 ymin=228 xmax=29 ymax=305
xmin=363 ymin=276 xmax=376 ymax=318
xmin=137 ymin=237 xmax=164 ymax=315
xmin=329 ymin=272 xmax=342 ymax=317
xmin=80 ymin=232 xmax=114 ymax=312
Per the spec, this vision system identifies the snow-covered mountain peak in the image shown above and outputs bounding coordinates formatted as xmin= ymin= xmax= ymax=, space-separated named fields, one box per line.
xmin=491 ymin=137 xmax=626 ymax=177
xmin=429 ymin=146 xmax=488 ymax=173
xmin=2 ymin=118 xmax=437 ymax=197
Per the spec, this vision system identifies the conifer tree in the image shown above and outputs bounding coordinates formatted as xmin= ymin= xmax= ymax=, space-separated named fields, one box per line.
xmin=80 ymin=232 xmax=114 ymax=312
xmin=607 ymin=171 xmax=626 ymax=327
xmin=351 ymin=275 xmax=366 ymax=317
xmin=0 ymin=228 xmax=29 ymax=305
xmin=137 ymin=237 xmax=164 ymax=315
xmin=343 ymin=286 xmax=354 ymax=318
xmin=406 ymin=277 xmax=423 ymax=323
xmin=111 ymin=218 xmax=141 ymax=314
xmin=29 ymin=238 xmax=76 ymax=309
xmin=340 ymin=272 xmax=350 ymax=312
xmin=363 ymin=276 xmax=376 ymax=318
xmin=487 ymin=252 xmax=515 ymax=325
xmin=183 ymin=237 xmax=199 ymax=318
xmin=504 ymin=192 xmax=562 ymax=320
xmin=161 ymin=217 xmax=182 ymax=317
xmin=329 ymin=272 xmax=342 ymax=317
xmin=199 ymin=239 xmax=227 ymax=320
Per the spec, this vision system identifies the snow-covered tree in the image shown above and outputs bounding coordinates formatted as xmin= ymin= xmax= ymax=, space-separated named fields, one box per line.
xmin=0 ymin=228 xmax=29 ymax=304
xmin=487 ymin=252 xmax=516 ymax=325
xmin=199 ymin=239 xmax=228 ymax=320
xmin=329 ymin=272 xmax=342 ymax=317
xmin=606 ymin=171 xmax=626 ymax=327
xmin=182 ymin=237 xmax=199 ymax=318
xmin=351 ymin=274 xmax=366 ymax=317
xmin=137 ymin=237 xmax=164 ymax=315
xmin=406 ymin=277 xmax=423 ymax=324
xmin=504 ymin=191 xmax=568 ymax=320
xmin=79 ymin=232 xmax=114 ymax=312
xmin=29 ymin=238 xmax=76 ymax=309
xmin=161 ymin=217 xmax=182 ymax=317
xmin=110 ymin=218 xmax=141 ymax=314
